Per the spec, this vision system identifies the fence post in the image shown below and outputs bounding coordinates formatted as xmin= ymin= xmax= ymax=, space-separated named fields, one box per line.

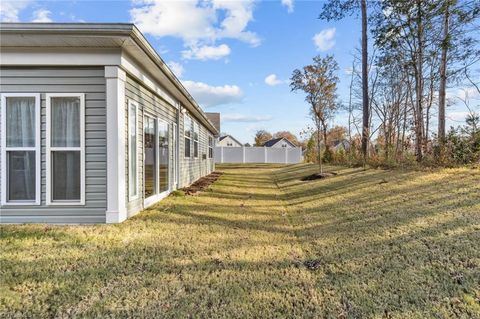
xmin=264 ymin=147 xmax=267 ymax=163
xmin=243 ymin=146 xmax=246 ymax=163
xmin=285 ymin=147 xmax=288 ymax=164
xmin=221 ymin=146 xmax=224 ymax=163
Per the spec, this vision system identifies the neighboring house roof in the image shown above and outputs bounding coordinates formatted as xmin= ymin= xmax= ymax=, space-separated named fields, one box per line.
xmin=263 ymin=137 xmax=297 ymax=147
xmin=331 ymin=139 xmax=351 ymax=150
xmin=205 ymin=112 xmax=220 ymax=133
xmin=0 ymin=22 xmax=218 ymax=135
xmin=219 ymin=135 xmax=242 ymax=146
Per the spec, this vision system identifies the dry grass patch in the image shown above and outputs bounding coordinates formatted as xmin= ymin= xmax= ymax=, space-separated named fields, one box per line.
xmin=1 ymin=163 xmax=479 ymax=318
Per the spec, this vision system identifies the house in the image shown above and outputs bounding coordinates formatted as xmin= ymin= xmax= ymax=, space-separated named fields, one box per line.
xmin=263 ymin=137 xmax=297 ymax=148
xmin=0 ymin=23 xmax=218 ymax=224
xmin=205 ymin=112 xmax=220 ymax=133
xmin=217 ymin=135 xmax=243 ymax=147
xmin=331 ymin=139 xmax=351 ymax=152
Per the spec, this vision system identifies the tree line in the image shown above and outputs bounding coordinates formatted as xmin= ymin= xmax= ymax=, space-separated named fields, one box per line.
xmin=290 ymin=0 xmax=480 ymax=169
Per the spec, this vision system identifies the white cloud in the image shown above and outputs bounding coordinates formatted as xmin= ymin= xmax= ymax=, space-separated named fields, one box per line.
xmin=265 ymin=74 xmax=286 ymax=86
xmin=131 ymin=0 xmax=260 ymax=59
xmin=0 ymin=0 xmax=31 ymax=22
xmin=213 ymin=0 xmax=260 ymax=46
xmin=313 ymin=28 xmax=336 ymax=51
xmin=182 ymin=44 xmax=231 ymax=61
xmin=446 ymin=86 xmax=480 ymax=103
xmin=457 ymin=87 xmax=480 ymax=101
xmin=182 ymin=80 xmax=243 ymax=107
xmin=281 ymin=0 xmax=294 ymax=13
xmin=344 ymin=67 xmax=354 ymax=75
xmin=32 ymin=9 xmax=52 ymax=22
xmin=223 ymin=113 xmax=273 ymax=122
xmin=167 ymin=61 xmax=184 ymax=78
xmin=447 ymin=111 xmax=471 ymax=122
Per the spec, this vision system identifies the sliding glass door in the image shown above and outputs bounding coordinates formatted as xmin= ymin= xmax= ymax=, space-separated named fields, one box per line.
xmin=144 ymin=116 xmax=171 ymax=203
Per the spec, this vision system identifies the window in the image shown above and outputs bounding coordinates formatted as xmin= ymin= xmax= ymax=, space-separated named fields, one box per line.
xmin=46 ymin=94 xmax=85 ymax=205
xmin=1 ymin=93 xmax=41 ymax=205
xmin=128 ymin=100 xmax=138 ymax=200
xmin=193 ymin=121 xmax=199 ymax=158
xmin=184 ymin=114 xmax=192 ymax=158
xmin=208 ymin=136 xmax=214 ymax=158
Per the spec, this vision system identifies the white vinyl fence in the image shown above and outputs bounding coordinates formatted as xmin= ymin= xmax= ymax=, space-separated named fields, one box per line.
xmin=215 ymin=146 xmax=303 ymax=164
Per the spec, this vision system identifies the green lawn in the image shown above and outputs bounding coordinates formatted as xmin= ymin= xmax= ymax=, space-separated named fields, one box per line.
xmin=1 ymin=164 xmax=479 ymax=318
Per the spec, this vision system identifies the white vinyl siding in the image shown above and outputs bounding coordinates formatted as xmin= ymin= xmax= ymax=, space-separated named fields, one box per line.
xmin=0 ymin=93 xmax=41 ymax=205
xmin=46 ymin=93 xmax=85 ymax=205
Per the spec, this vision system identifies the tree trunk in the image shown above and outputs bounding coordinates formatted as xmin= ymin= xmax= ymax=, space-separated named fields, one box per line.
xmin=438 ymin=0 xmax=450 ymax=149
xmin=414 ymin=0 xmax=424 ymax=162
xmin=361 ymin=0 xmax=369 ymax=165
xmin=348 ymin=61 xmax=354 ymax=147
xmin=316 ymin=123 xmax=323 ymax=174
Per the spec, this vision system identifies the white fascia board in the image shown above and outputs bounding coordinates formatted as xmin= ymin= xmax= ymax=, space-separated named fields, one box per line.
xmin=120 ymin=53 xmax=178 ymax=108
xmin=0 ymin=47 xmax=122 ymax=66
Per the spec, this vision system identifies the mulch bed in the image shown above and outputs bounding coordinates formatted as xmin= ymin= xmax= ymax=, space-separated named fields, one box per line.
xmin=300 ymin=172 xmax=337 ymax=181
xmin=181 ymin=171 xmax=223 ymax=195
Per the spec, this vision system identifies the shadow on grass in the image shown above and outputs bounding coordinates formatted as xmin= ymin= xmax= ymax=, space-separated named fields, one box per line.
xmin=1 ymin=163 xmax=479 ymax=318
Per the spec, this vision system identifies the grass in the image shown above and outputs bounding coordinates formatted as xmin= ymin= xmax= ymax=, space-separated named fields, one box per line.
xmin=1 ymin=164 xmax=479 ymax=318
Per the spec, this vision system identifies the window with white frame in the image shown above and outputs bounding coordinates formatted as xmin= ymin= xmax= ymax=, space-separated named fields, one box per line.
xmin=46 ymin=93 xmax=85 ymax=205
xmin=1 ymin=93 xmax=41 ymax=205
xmin=128 ymin=100 xmax=138 ymax=199
xmin=208 ymin=135 xmax=214 ymax=158
xmin=184 ymin=114 xmax=192 ymax=158
xmin=193 ymin=121 xmax=199 ymax=158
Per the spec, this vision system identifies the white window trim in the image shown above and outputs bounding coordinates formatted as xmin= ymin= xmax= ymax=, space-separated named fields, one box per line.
xmin=1 ymin=93 xmax=41 ymax=206
xmin=128 ymin=100 xmax=139 ymax=201
xmin=184 ymin=113 xmax=192 ymax=158
xmin=172 ymin=122 xmax=178 ymax=188
xmin=143 ymin=113 xmax=156 ymax=197
xmin=46 ymin=93 xmax=85 ymax=206
xmin=193 ymin=121 xmax=199 ymax=159
xmin=208 ymin=135 xmax=214 ymax=159
xmin=156 ymin=118 xmax=171 ymax=196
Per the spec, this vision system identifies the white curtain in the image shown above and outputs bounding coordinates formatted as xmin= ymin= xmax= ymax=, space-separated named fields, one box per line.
xmin=6 ymin=97 xmax=35 ymax=147
xmin=8 ymin=151 xmax=35 ymax=201
xmin=6 ymin=97 xmax=36 ymax=201
xmin=51 ymin=97 xmax=81 ymax=200
xmin=51 ymin=97 xmax=80 ymax=147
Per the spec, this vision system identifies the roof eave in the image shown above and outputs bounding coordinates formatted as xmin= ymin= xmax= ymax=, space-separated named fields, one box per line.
xmin=0 ymin=23 xmax=218 ymax=135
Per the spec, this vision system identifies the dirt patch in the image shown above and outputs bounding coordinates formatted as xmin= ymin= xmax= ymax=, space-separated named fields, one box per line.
xmin=303 ymin=259 xmax=323 ymax=271
xmin=300 ymin=172 xmax=337 ymax=181
xmin=181 ymin=171 xmax=223 ymax=195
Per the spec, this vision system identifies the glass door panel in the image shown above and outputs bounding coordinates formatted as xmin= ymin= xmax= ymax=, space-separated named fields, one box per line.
xmin=144 ymin=116 xmax=156 ymax=198
xmin=158 ymin=120 xmax=169 ymax=193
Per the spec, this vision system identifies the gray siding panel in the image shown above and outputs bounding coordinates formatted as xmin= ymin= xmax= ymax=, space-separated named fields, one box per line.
xmin=0 ymin=67 xmax=107 ymax=224
xmin=179 ymin=116 xmax=215 ymax=188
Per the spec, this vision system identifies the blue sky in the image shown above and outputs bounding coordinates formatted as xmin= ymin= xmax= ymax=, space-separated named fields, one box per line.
xmin=1 ymin=0 xmax=478 ymax=144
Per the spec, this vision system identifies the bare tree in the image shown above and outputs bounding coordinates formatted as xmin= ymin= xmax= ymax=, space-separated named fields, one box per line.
xmin=291 ymin=55 xmax=339 ymax=174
